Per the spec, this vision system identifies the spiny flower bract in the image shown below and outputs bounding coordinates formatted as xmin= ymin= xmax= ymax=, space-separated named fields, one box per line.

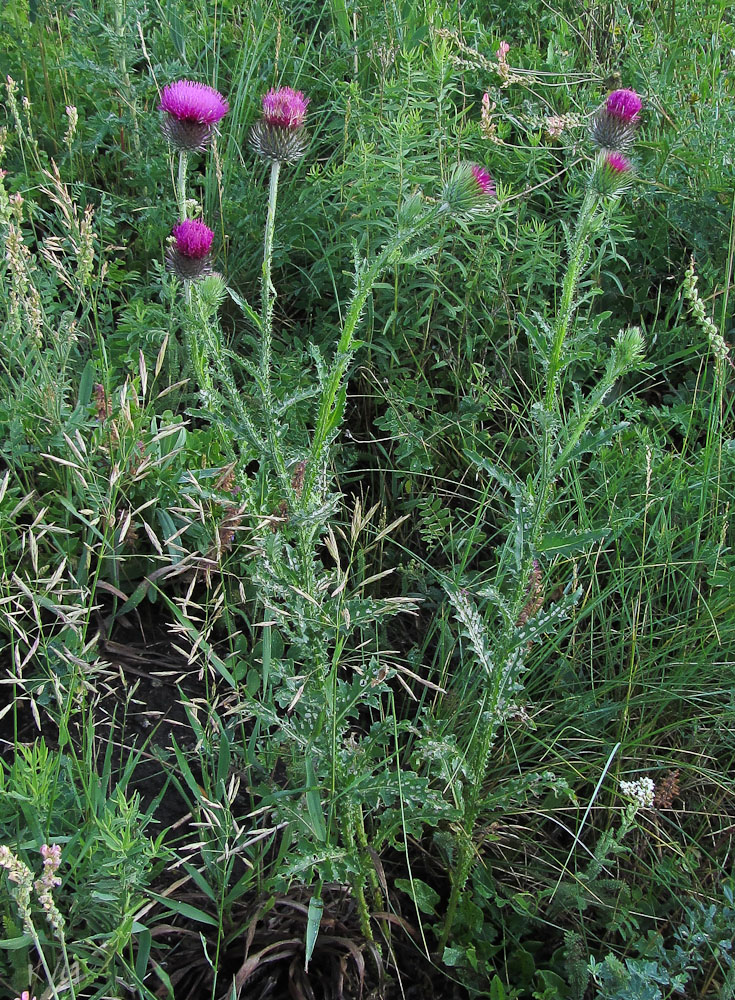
xmin=591 ymin=150 xmax=633 ymax=195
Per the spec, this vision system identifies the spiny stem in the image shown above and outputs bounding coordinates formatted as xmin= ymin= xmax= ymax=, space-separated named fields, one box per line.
xmin=259 ymin=159 xmax=290 ymax=495
xmin=545 ymin=190 xmax=599 ymax=411
xmin=261 ymin=159 xmax=281 ymax=385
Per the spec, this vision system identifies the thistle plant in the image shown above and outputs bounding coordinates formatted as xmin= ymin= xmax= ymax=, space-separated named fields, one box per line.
xmin=159 ymin=78 xmax=228 ymax=387
xmin=230 ymin=87 xmax=501 ymax=948
xmin=439 ymin=89 xmax=647 ymax=950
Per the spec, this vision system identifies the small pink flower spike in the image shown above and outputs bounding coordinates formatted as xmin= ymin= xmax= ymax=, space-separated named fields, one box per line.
xmin=15 ymin=992 xmax=37 ymax=1000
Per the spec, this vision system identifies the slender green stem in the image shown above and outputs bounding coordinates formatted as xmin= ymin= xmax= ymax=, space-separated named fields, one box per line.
xmin=535 ymin=188 xmax=600 ymax=547
xmin=26 ymin=920 xmax=65 ymax=1000
xmin=177 ymin=150 xmax=188 ymax=224
xmin=301 ymin=206 xmax=440 ymax=508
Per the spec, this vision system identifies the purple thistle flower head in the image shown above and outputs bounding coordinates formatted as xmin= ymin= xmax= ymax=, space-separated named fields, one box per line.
xmin=160 ymin=81 xmax=229 ymax=124
xmin=172 ymin=219 xmax=214 ymax=258
xmin=251 ymin=86 xmax=310 ymax=163
xmin=159 ymin=80 xmax=229 ymax=152
xmin=591 ymin=87 xmax=642 ymax=153
xmin=262 ymin=87 xmax=309 ymax=129
xmin=167 ymin=219 xmax=215 ymax=280
xmin=605 ymin=88 xmax=642 ymax=123
xmin=471 ymin=164 xmax=496 ymax=197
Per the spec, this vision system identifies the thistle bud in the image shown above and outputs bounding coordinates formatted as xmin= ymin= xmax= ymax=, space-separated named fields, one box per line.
xmin=441 ymin=162 xmax=496 ymax=216
xmin=591 ymin=150 xmax=633 ymax=195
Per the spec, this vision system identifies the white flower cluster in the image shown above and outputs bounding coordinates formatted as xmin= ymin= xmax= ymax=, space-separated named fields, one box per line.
xmin=619 ymin=775 xmax=655 ymax=808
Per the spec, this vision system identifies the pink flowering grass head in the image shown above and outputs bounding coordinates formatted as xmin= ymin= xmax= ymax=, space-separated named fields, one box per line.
xmin=160 ymin=80 xmax=229 ymax=151
xmin=251 ymin=86 xmax=310 ymax=163
xmin=442 ymin=162 xmax=497 ymax=215
xmin=15 ymin=992 xmax=37 ymax=1000
xmin=605 ymin=88 xmax=642 ymax=123
xmin=591 ymin=87 xmax=642 ymax=153
xmin=167 ymin=218 xmax=215 ymax=280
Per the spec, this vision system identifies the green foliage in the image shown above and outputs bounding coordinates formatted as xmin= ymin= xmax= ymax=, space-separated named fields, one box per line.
xmin=1 ymin=0 xmax=734 ymax=996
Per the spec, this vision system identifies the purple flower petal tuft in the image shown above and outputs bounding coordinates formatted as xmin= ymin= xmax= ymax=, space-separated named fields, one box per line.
xmin=471 ymin=164 xmax=496 ymax=197
xmin=172 ymin=218 xmax=215 ymax=258
xmin=261 ymin=87 xmax=309 ymax=129
xmin=605 ymin=151 xmax=631 ymax=173
xmin=605 ymin=89 xmax=642 ymax=123
xmin=160 ymin=80 xmax=229 ymax=125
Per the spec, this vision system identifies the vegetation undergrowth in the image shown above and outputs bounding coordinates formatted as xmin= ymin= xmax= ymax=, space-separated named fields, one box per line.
xmin=1 ymin=0 xmax=733 ymax=998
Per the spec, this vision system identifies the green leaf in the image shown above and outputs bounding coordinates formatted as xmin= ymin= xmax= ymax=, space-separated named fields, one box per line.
xmin=77 ymin=359 xmax=95 ymax=407
xmin=537 ymin=528 xmax=609 ymax=556
xmin=227 ymin=287 xmax=262 ymax=331
xmin=305 ymin=755 xmax=327 ymax=842
xmin=490 ymin=975 xmax=507 ymax=1000
xmin=556 ymin=422 xmax=629 ymax=469
xmin=134 ymin=924 xmax=152 ymax=982
xmin=395 ymin=877 xmax=440 ymax=915
xmin=305 ymin=896 xmax=324 ymax=971
xmin=0 ymin=933 xmax=33 ymax=950
xmin=465 ymin=449 xmax=521 ymax=497
xmin=147 ymin=893 xmax=219 ymax=926
xmin=216 ymin=728 xmax=231 ymax=786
